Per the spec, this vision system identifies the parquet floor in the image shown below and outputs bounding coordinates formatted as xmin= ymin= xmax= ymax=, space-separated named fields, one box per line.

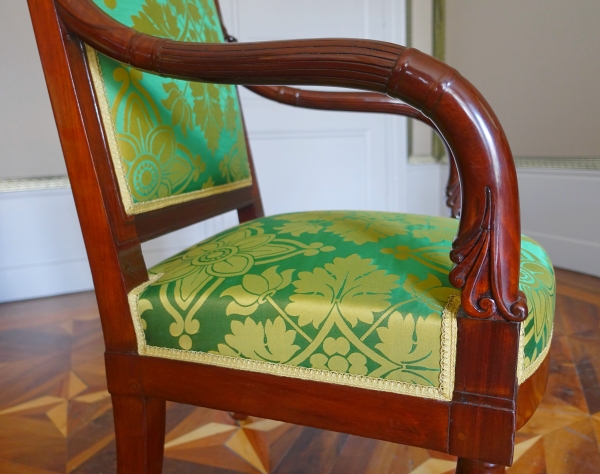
xmin=0 ymin=268 xmax=599 ymax=473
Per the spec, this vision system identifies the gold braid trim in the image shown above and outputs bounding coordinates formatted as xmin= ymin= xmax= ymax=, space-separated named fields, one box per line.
xmin=128 ymin=273 xmax=163 ymax=355
xmin=439 ymin=293 xmax=460 ymax=400
xmin=85 ymin=45 xmax=252 ymax=216
xmin=517 ymin=323 xmax=553 ymax=385
xmin=127 ymin=282 xmax=461 ymax=401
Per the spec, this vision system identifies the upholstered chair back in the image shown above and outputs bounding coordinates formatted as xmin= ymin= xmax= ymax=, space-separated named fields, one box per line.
xmin=88 ymin=0 xmax=252 ymax=214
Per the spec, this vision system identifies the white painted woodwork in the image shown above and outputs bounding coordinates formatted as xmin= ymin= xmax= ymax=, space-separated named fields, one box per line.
xmin=518 ymin=169 xmax=600 ymax=278
xmin=220 ymin=0 xmax=408 ymax=216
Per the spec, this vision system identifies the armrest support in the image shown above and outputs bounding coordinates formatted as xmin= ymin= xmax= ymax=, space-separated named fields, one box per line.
xmin=55 ymin=0 xmax=527 ymax=322
xmin=446 ymin=153 xmax=462 ymax=219
xmin=244 ymin=85 xmax=435 ymax=125
xmin=245 ymin=84 xmax=463 ymax=220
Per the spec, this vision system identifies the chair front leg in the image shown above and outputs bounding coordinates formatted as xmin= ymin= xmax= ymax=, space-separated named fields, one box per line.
xmin=112 ymin=395 xmax=166 ymax=474
xmin=456 ymin=458 xmax=506 ymax=473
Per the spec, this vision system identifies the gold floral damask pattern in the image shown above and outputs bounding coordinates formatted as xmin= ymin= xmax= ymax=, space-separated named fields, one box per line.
xmin=130 ymin=212 xmax=460 ymax=400
xmin=88 ymin=0 xmax=251 ymax=214
xmin=129 ymin=212 xmax=555 ymax=400
xmin=518 ymin=236 xmax=556 ymax=378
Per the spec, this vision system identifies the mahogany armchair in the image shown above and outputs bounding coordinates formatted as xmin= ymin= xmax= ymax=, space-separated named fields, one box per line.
xmin=27 ymin=0 xmax=555 ymax=472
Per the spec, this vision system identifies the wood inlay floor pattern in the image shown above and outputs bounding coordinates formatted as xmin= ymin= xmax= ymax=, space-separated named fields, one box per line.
xmin=0 ymin=268 xmax=598 ymax=473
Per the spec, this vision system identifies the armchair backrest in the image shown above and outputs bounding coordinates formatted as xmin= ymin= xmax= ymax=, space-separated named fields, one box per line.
xmin=88 ymin=0 xmax=253 ymax=215
xmin=27 ymin=0 xmax=263 ymax=351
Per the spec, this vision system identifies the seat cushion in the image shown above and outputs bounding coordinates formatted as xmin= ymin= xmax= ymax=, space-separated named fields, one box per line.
xmin=129 ymin=211 xmax=555 ymax=401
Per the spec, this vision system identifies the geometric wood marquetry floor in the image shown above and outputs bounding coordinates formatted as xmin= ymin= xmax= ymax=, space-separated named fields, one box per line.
xmin=0 ymin=268 xmax=599 ymax=473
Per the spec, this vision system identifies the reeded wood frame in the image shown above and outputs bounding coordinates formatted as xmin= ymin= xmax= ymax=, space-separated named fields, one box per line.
xmin=27 ymin=0 xmax=550 ymax=472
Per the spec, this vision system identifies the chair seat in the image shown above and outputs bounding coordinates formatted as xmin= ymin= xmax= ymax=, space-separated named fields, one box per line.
xmin=129 ymin=211 xmax=555 ymax=401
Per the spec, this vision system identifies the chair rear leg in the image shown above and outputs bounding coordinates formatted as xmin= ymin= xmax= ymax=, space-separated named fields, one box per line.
xmin=112 ymin=395 xmax=166 ymax=474
xmin=229 ymin=412 xmax=249 ymax=421
xmin=456 ymin=458 xmax=506 ymax=473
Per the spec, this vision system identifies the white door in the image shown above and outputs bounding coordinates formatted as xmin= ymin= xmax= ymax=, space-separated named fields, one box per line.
xmin=219 ymin=0 xmax=409 ymax=216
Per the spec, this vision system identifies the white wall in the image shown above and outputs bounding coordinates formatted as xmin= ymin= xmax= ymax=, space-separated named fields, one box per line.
xmin=0 ymin=0 xmax=66 ymax=179
xmin=0 ymin=189 xmax=90 ymax=302
xmin=404 ymin=164 xmax=600 ymax=278
xmin=446 ymin=0 xmax=600 ymax=158
xmin=518 ymin=169 xmax=600 ymax=277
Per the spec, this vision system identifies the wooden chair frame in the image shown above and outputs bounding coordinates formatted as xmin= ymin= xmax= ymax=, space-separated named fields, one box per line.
xmin=27 ymin=0 xmax=549 ymax=472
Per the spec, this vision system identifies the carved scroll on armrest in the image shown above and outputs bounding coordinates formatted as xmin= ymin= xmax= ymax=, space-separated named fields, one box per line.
xmin=55 ymin=0 xmax=527 ymax=322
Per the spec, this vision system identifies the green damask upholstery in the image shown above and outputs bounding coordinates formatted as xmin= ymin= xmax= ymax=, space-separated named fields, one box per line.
xmin=88 ymin=0 xmax=251 ymax=214
xmin=129 ymin=212 xmax=555 ymax=401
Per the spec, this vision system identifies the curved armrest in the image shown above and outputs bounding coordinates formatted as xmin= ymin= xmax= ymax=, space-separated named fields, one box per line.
xmin=56 ymin=0 xmax=527 ymax=322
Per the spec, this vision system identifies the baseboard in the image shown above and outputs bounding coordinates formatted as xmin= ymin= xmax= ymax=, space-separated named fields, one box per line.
xmin=517 ymin=168 xmax=600 ymax=278
xmin=522 ymin=230 xmax=600 ymax=278
xmin=0 ymin=187 xmax=237 ymax=303
xmin=0 ymin=257 xmax=93 ymax=303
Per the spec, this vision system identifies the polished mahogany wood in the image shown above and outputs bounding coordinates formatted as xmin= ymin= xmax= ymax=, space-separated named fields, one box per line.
xmin=516 ymin=355 xmax=550 ymax=430
xmin=447 ymin=151 xmax=462 ymax=218
xmin=27 ymin=0 xmax=142 ymax=353
xmin=55 ymin=0 xmax=526 ymax=323
xmin=245 ymin=85 xmax=433 ymax=124
xmin=105 ymin=352 xmax=450 ymax=453
xmin=449 ymin=312 xmax=521 ymax=464
xmin=221 ymin=12 xmax=440 ymax=160
xmin=25 ymin=0 xmax=552 ymax=472
xmin=112 ymin=395 xmax=166 ymax=474
xmin=456 ymin=458 xmax=506 ymax=474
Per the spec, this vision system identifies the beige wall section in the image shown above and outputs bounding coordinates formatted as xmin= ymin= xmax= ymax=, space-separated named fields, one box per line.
xmin=0 ymin=1 xmax=66 ymax=179
xmin=446 ymin=0 xmax=600 ymax=158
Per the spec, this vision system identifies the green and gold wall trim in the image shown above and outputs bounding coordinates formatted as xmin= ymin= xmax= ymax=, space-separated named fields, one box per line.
xmin=406 ymin=0 xmax=447 ymax=164
xmin=4 ymin=154 xmax=595 ymax=195
xmin=0 ymin=176 xmax=70 ymax=193
xmin=514 ymin=156 xmax=600 ymax=170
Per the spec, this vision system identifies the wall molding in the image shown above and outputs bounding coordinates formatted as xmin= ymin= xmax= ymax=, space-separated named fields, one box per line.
xmin=406 ymin=0 xmax=446 ymax=163
xmin=408 ymin=156 xmax=600 ymax=170
xmin=514 ymin=156 xmax=600 ymax=170
xmin=2 ymin=156 xmax=596 ymax=196
xmin=517 ymin=167 xmax=600 ymax=278
xmin=0 ymin=186 xmax=238 ymax=303
xmin=0 ymin=176 xmax=70 ymax=193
